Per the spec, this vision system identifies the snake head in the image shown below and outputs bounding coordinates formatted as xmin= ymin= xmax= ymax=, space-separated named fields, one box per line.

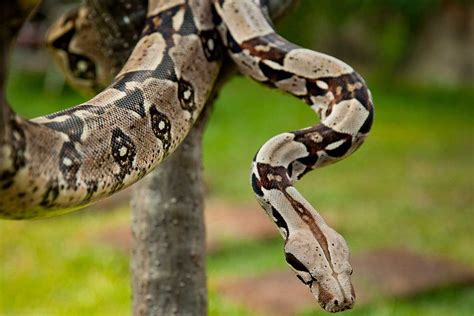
xmin=284 ymin=227 xmax=355 ymax=313
xmin=45 ymin=6 xmax=114 ymax=95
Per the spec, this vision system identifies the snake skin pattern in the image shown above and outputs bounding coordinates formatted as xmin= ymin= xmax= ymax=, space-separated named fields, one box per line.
xmin=0 ymin=0 xmax=374 ymax=313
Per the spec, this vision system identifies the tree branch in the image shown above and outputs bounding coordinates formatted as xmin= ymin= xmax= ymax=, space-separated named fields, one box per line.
xmin=0 ymin=1 xmax=38 ymax=139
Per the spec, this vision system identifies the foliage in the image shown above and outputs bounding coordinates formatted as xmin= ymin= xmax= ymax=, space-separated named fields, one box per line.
xmin=278 ymin=0 xmax=451 ymax=77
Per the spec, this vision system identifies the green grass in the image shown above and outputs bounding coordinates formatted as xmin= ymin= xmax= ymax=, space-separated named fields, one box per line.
xmin=1 ymin=70 xmax=473 ymax=315
xmin=299 ymin=286 xmax=474 ymax=316
xmin=0 ymin=211 xmax=131 ymax=316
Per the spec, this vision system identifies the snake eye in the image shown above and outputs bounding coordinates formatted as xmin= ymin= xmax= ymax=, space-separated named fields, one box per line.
xmin=285 ymin=252 xmax=310 ymax=273
xmin=286 ymin=252 xmax=315 ymax=286
xmin=69 ymin=54 xmax=97 ymax=80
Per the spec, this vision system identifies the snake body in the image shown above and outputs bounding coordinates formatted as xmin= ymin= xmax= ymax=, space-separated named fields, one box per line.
xmin=0 ymin=0 xmax=373 ymax=312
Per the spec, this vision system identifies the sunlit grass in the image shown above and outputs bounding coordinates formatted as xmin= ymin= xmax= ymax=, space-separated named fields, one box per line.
xmin=0 ymin=210 xmax=131 ymax=316
xmin=1 ymin=70 xmax=473 ymax=315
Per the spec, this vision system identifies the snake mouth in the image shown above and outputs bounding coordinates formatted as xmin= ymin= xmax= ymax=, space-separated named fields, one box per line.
xmin=322 ymin=300 xmax=354 ymax=313
xmin=310 ymin=281 xmax=355 ymax=313
xmin=321 ymin=295 xmax=355 ymax=313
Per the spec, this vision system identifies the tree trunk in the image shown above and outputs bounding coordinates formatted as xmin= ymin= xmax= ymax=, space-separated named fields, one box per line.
xmin=130 ymin=101 xmax=213 ymax=316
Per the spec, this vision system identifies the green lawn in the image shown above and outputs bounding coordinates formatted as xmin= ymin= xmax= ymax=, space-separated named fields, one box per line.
xmin=1 ymin=69 xmax=473 ymax=315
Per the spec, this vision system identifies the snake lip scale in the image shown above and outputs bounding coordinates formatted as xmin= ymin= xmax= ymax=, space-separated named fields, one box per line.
xmin=0 ymin=0 xmax=374 ymax=313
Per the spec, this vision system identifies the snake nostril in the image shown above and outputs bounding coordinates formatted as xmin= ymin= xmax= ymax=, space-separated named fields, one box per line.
xmin=333 ymin=299 xmax=339 ymax=306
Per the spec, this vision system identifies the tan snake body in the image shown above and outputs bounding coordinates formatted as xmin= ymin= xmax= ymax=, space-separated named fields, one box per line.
xmin=0 ymin=0 xmax=374 ymax=312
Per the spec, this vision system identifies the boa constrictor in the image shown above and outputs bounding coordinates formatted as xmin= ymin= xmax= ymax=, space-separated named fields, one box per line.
xmin=0 ymin=0 xmax=374 ymax=312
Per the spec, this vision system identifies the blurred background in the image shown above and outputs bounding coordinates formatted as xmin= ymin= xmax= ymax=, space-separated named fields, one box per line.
xmin=1 ymin=0 xmax=473 ymax=315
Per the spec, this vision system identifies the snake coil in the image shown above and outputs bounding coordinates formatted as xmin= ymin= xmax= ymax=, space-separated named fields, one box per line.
xmin=0 ymin=0 xmax=373 ymax=312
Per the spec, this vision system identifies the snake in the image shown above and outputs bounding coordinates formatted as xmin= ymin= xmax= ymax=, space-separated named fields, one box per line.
xmin=0 ymin=0 xmax=374 ymax=313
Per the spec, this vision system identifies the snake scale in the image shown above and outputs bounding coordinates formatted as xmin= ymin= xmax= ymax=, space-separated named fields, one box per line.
xmin=0 ymin=0 xmax=374 ymax=312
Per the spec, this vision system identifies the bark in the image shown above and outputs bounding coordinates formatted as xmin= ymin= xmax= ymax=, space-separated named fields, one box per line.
xmin=130 ymin=102 xmax=213 ymax=316
xmin=0 ymin=1 xmax=37 ymax=138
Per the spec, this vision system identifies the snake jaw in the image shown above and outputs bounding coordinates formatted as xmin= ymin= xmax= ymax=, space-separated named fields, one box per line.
xmin=309 ymin=279 xmax=355 ymax=313
xmin=309 ymin=269 xmax=355 ymax=313
xmin=283 ymin=226 xmax=355 ymax=313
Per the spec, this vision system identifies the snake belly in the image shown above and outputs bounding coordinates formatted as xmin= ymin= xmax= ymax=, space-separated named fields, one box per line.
xmin=0 ymin=0 xmax=374 ymax=313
